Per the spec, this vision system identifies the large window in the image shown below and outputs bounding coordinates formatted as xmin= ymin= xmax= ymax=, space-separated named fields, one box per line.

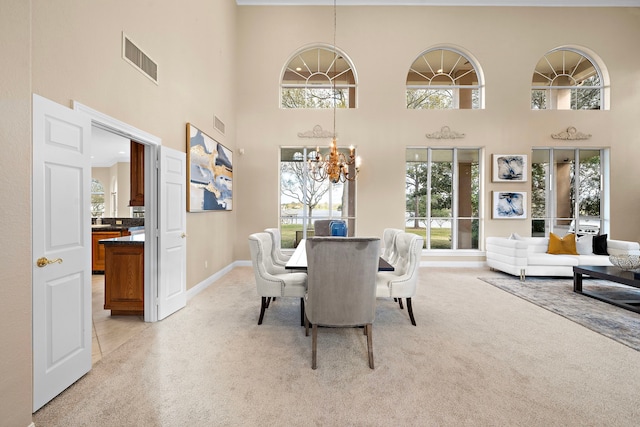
xmin=406 ymin=47 xmax=483 ymax=109
xmin=531 ymin=148 xmax=607 ymax=237
xmin=405 ymin=148 xmax=481 ymax=249
xmin=281 ymin=45 xmax=356 ymax=109
xmin=531 ymin=48 xmax=605 ymax=110
xmin=279 ymin=147 xmax=356 ymax=248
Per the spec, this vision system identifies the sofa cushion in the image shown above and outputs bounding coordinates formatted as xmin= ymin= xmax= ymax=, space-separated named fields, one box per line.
xmin=593 ymin=234 xmax=609 ymax=255
xmin=547 ymin=233 xmax=578 ymax=255
xmin=528 ymin=253 xmax=579 ymax=267
xmin=576 ymin=234 xmax=593 ymax=255
xmin=577 ymin=254 xmax=612 ymax=266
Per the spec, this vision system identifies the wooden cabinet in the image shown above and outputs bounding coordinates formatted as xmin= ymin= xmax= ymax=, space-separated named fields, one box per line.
xmin=103 ymin=243 xmax=144 ymax=315
xmin=129 ymin=140 xmax=145 ymax=206
xmin=92 ymin=231 xmax=121 ymax=272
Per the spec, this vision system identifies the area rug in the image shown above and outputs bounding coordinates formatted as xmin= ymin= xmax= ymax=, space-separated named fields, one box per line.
xmin=479 ymin=275 xmax=640 ymax=352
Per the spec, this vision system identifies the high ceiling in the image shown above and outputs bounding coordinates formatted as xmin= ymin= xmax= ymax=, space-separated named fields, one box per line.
xmin=237 ymin=0 xmax=639 ymax=6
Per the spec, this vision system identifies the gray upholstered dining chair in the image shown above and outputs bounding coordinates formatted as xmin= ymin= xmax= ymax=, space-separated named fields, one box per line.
xmin=376 ymin=232 xmax=423 ymax=326
xmin=303 ymin=237 xmax=381 ymax=369
xmin=264 ymin=227 xmax=291 ymax=267
xmin=313 ymin=220 xmax=333 ymax=236
xmin=248 ymin=232 xmax=307 ymax=325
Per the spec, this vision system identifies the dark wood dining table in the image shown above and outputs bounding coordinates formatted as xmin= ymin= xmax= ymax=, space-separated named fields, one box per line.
xmin=285 ymin=239 xmax=394 ymax=271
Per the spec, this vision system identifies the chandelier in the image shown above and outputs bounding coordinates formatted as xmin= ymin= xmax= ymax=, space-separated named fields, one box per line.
xmin=307 ymin=0 xmax=360 ymax=185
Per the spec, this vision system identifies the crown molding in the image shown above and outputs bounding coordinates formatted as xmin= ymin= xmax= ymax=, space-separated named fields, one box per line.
xmin=237 ymin=0 xmax=640 ymax=7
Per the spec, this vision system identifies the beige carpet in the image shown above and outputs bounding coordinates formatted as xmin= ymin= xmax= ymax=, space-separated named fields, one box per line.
xmin=33 ymin=267 xmax=640 ymax=426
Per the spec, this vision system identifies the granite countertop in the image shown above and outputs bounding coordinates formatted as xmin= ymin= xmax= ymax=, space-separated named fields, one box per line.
xmin=92 ymin=225 xmax=145 ymax=232
xmin=98 ymin=233 xmax=145 ymax=245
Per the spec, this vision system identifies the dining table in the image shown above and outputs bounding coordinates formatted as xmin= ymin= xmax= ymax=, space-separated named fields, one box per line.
xmin=285 ymin=239 xmax=394 ymax=271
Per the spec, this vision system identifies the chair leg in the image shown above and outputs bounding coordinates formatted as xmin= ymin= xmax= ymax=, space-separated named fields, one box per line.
xmin=304 ymin=313 xmax=309 ymax=336
xmin=258 ymin=297 xmax=268 ymax=325
xmin=300 ymin=298 xmax=305 ymax=327
xmin=366 ymin=324 xmax=374 ymax=369
xmin=312 ymin=324 xmax=318 ymax=370
xmin=406 ymin=298 xmax=416 ymax=326
xmin=398 ymin=298 xmax=404 ymax=309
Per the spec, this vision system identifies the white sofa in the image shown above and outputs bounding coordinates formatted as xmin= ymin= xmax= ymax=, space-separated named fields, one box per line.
xmin=486 ymin=236 xmax=640 ymax=280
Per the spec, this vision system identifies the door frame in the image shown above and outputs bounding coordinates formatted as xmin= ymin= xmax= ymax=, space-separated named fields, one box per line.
xmin=73 ymin=102 xmax=160 ymax=322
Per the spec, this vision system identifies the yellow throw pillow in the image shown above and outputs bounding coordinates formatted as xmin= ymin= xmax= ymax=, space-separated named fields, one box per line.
xmin=547 ymin=232 xmax=578 ymax=255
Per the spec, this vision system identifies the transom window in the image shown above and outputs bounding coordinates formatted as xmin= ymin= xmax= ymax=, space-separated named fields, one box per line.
xmin=405 ymin=148 xmax=482 ymax=249
xmin=406 ymin=47 xmax=482 ymax=109
xmin=531 ymin=48 xmax=605 ymax=110
xmin=281 ymin=46 xmax=356 ymax=109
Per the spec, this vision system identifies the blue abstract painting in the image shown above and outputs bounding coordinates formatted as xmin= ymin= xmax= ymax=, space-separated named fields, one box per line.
xmin=493 ymin=191 xmax=526 ymax=219
xmin=493 ymin=154 xmax=527 ymax=182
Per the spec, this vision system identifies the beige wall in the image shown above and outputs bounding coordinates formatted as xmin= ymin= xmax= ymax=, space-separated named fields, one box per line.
xmin=235 ymin=6 xmax=640 ymax=260
xmin=2 ymin=2 xmax=640 ymax=424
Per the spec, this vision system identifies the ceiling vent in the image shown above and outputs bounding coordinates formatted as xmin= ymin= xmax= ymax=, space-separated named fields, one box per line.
xmin=214 ymin=115 xmax=226 ymax=135
xmin=122 ymin=33 xmax=158 ymax=84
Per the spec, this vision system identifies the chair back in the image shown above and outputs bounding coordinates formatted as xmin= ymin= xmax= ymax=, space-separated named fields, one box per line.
xmin=389 ymin=232 xmax=423 ymax=296
xmin=330 ymin=220 xmax=347 ymax=237
xmin=264 ymin=227 xmax=290 ymax=264
xmin=248 ymin=232 xmax=286 ymax=296
xmin=313 ymin=220 xmax=333 ymax=236
xmin=305 ymin=237 xmax=380 ymax=326
xmin=381 ymin=228 xmax=403 ymax=263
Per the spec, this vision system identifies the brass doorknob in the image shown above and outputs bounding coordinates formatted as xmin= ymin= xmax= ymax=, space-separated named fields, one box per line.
xmin=36 ymin=257 xmax=63 ymax=268
xmin=181 ymin=233 xmax=187 ymax=238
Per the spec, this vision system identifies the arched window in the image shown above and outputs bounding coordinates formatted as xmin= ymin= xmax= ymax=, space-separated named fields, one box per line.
xmin=281 ymin=45 xmax=357 ymax=109
xmin=531 ymin=48 xmax=606 ymax=110
xmin=406 ymin=47 xmax=483 ymax=109
xmin=91 ymin=178 xmax=105 ymax=218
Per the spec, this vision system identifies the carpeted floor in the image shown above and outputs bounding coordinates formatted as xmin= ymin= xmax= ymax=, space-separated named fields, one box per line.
xmin=479 ymin=275 xmax=640 ymax=352
xmin=32 ymin=267 xmax=640 ymax=426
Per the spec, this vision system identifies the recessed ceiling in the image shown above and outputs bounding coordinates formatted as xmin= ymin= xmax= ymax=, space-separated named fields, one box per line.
xmin=91 ymin=127 xmax=130 ymax=167
xmin=237 ymin=0 xmax=640 ymax=6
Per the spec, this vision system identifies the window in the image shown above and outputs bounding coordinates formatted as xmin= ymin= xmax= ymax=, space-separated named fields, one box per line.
xmin=91 ymin=178 xmax=105 ymax=218
xmin=281 ymin=45 xmax=357 ymax=109
xmin=531 ymin=48 xmax=605 ymax=110
xmin=279 ymin=147 xmax=356 ymax=248
xmin=406 ymin=47 xmax=483 ymax=109
xmin=531 ymin=148 xmax=607 ymax=237
xmin=405 ymin=148 xmax=481 ymax=249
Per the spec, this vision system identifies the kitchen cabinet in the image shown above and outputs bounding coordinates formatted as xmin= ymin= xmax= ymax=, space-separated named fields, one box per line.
xmin=129 ymin=140 xmax=144 ymax=206
xmin=92 ymin=231 xmax=121 ymax=272
xmin=101 ymin=237 xmax=144 ymax=315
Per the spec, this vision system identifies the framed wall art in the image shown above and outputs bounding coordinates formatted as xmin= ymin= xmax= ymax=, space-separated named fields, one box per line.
xmin=492 ymin=191 xmax=527 ymax=219
xmin=492 ymin=154 xmax=527 ymax=182
xmin=187 ymin=123 xmax=233 ymax=212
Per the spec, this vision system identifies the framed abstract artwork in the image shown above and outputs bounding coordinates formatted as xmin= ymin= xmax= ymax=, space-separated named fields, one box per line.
xmin=492 ymin=191 xmax=527 ymax=219
xmin=187 ymin=123 xmax=233 ymax=212
xmin=492 ymin=154 xmax=527 ymax=182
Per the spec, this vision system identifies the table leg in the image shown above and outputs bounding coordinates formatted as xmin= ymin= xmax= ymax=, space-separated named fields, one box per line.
xmin=573 ymin=271 xmax=583 ymax=292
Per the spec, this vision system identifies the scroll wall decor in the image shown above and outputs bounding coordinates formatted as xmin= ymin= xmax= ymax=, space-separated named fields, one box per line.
xmin=426 ymin=126 xmax=465 ymax=139
xmin=551 ymin=126 xmax=592 ymax=140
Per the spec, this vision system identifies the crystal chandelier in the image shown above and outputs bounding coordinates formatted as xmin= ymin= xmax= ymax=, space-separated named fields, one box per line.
xmin=307 ymin=0 xmax=360 ymax=185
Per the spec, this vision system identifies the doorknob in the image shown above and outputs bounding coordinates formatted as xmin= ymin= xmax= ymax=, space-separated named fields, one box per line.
xmin=181 ymin=233 xmax=188 ymax=238
xmin=36 ymin=257 xmax=63 ymax=268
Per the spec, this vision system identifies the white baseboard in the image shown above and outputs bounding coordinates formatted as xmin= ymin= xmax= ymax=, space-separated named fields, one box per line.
xmin=186 ymin=261 xmax=246 ymax=301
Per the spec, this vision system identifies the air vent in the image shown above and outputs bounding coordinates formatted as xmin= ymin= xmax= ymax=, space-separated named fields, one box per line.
xmin=122 ymin=33 xmax=158 ymax=84
xmin=214 ymin=115 xmax=226 ymax=135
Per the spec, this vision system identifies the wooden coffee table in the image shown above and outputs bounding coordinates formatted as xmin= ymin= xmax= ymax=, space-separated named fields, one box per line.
xmin=573 ymin=265 xmax=640 ymax=313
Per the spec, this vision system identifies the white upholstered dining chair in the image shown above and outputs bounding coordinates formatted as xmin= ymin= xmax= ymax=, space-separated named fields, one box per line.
xmin=381 ymin=228 xmax=403 ymax=265
xmin=264 ymin=227 xmax=291 ymax=267
xmin=248 ymin=232 xmax=307 ymax=325
xmin=304 ymin=237 xmax=381 ymax=369
xmin=376 ymin=232 xmax=423 ymax=326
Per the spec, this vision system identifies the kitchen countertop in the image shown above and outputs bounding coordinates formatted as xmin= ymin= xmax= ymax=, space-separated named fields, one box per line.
xmin=98 ymin=233 xmax=145 ymax=245
xmin=92 ymin=225 xmax=145 ymax=232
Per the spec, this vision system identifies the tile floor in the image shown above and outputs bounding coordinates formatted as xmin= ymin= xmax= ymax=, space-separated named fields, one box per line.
xmin=91 ymin=274 xmax=149 ymax=365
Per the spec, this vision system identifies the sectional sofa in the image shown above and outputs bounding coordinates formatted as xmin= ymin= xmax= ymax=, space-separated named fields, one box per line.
xmin=485 ymin=235 xmax=640 ymax=280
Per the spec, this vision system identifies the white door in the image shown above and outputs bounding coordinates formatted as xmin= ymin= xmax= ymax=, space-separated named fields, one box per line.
xmin=157 ymin=146 xmax=187 ymax=320
xmin=32 ymin=94 xmax=92 ymax=411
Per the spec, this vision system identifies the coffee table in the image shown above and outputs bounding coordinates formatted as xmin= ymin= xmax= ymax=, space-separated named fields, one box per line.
xmin=573 ymin=265 xmax=640 ymax=313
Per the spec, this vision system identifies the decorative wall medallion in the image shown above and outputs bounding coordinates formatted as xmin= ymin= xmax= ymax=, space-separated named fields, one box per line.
xmin=551 ymin=126 xmax=591 ymax=140
xmin=425 ymin=126 xmax=465 ymax=139
xmin=298 ymin=125 xmax=335 ymax=139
